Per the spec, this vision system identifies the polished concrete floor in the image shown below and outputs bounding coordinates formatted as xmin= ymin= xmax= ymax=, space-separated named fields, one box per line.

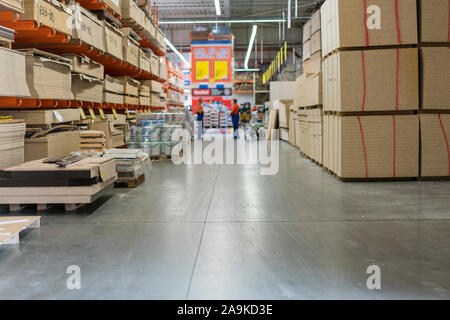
xmin=1 ymin=140 xmax=450 ymax=299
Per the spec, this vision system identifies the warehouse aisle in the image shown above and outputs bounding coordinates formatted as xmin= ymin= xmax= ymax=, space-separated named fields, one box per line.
xmin=1 ymin=142 xmax=450 ymax=299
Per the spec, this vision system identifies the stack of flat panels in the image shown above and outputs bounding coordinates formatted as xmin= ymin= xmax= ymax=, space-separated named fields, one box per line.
xmin=0 ymin=120 xmax=26 ymax=169
xmin=0 ymin=156 xmax=117 ymax=210
xmin=106 ymin=148 xmax=149 ymax=183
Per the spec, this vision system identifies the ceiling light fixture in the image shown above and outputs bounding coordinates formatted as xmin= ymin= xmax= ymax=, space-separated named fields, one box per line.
xmin=214 ymin=0 xmax=221 ymax=16
xmin=244 ymin=25 xmax=258 ymax=70
xmin=159 ymin=19 xmax=291 ymax=25
xmin=164 ymin=38 xmax=191 ymax=68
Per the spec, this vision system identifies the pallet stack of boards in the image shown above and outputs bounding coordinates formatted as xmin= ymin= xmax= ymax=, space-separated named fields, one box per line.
xmin=0 ymin=119 xmax=26 ymax=169
xmin=0 ymin=156 xmax=117 ymax=211
xmin=106 ymin=148 xmax=149 ymax=188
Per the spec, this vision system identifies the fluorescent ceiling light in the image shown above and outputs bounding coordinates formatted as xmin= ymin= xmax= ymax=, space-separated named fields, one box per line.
xmin=164 ymin=38 xmax=191 ymax=68
xmin=214 ymin=0 xmax=221 ymax=16
xmin=159 ymin=19 xmax=287 ymax=25
xmin=244 ymin=25 xmax=258 ymax=70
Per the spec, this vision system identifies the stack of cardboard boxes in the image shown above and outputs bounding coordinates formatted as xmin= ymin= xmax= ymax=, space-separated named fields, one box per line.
xmin=321 ymin=0 xmax=419 ymax=179
xmin=294 ymin=10 xmax=323 ymax=165
xmin=418 ymin=0 xmax=450 ymax=178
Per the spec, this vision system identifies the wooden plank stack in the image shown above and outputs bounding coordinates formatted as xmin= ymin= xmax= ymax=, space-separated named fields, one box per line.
xmin=0 ymin=119 xmax=26 ymax=169
xmin=79 ymin=131 xmax=106 ymax=152
xmin=0 ymin=156 xmax=117 ymax=211
xmin=418 ymin=0 xmax=450 ymax=178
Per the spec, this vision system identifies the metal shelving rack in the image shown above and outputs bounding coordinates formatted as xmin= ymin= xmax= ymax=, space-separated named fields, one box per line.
xmin=0 ymin=0 xmax=167 ymax=116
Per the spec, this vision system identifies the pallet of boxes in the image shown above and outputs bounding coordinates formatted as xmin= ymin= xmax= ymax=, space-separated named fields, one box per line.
xmin=273 ymin=100 xmax=293 ymax=142
xmin=106 ymin=148 xmax=150 ymax=188
xmin=417 ymin=0 xmax=450 ymax=179
xmin=294 ymin=9 xmax=323 ymax=164
xmin=320 ymin=0 xmax=419 ymax=181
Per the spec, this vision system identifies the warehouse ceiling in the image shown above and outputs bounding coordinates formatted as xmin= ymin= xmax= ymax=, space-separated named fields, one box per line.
xmin=157 ymin=0 xmax=321 ymax=26
xmin=156 ymin=0 xmax=323 ymax=65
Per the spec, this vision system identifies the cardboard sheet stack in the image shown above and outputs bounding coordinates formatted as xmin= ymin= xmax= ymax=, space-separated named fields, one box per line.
xmin=105 ymin=148 xmax=150 ymax=186
xmin=320 ymin=0 xmax=419 ymax=179
xmin=418 ymin=0 xmax=450 ymax=178
xmin=0 ymin=155 xmax=117 ymax=211
xmin=293 ymin=9 xmax=323 ymax=161
xmin=0 ymin=109 xmax=82 ymax=161
xmin=0 ymin=120 xmax=26 ymax=169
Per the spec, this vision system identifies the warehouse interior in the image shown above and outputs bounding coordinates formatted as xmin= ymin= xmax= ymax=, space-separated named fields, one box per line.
xmin=0 ymin=0 xmax=450 ymax=300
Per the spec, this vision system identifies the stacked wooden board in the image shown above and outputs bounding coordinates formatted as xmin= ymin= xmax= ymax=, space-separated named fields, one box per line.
xmin=0 ymin=156 xmax=117 ymax=211
xmin=79 ymin=131 xmax=106 ymax=152
xmin=0 ymin=119 xmax=26 ymax=169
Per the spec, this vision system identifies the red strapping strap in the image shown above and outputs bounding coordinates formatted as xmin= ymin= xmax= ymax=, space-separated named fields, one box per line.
xmin=394 ymin=0 xmax=402 ymax=44
xmin=362 ymin=0 xmax=370 ymax=46
xmin=395 ymin=48 xmax=400 ymax=110
xmin=438 ymin=114 xmax=450 ymax=176
xmin=357 ymin=116 xmax=369 ymax=178
xmin=392 ymin=115 xmax=397 ymax=177
xmin=361 ymin=51 xmax=367 ymax=111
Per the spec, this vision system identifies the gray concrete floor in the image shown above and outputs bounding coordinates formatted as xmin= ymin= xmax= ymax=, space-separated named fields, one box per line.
xmin=1 ymin=141 xmax=450 ymax=299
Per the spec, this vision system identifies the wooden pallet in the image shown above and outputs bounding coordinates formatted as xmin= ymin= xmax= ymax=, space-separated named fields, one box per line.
xmin=114 ymin=174 xmax=145 ymax=188
xmin=150 ymin=154 xmax=171 ymax=161
xmin=0 ymin=216 xmax=40 ymax=245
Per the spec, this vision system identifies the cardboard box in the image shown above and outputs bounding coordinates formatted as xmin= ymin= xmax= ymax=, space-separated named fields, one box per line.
xmin=159 ymin=61 xmax=167 ymax=80
xmin=421 ymin=47 xmax=450 ymax=110
xmin=270 ymin=81 xmax=295 ymax=101
xmin=23 ymin=0 xmax=72 ymax=35
xmin=72 ymin=74 xmax=103 ymax=103
xmin=25 ymin=130 xmax=80 ymax=162
xmin=419 ymin=0 xmax=449 ymax=43
xmin=20 ymin=49 xmax=73 ymax=100
xmin=69 ymin=3 xmax=105 ymax=52
xmin=103 ymin=75 xmax=124 ymax=104
xmin=321 ymin=0 xmax=418 ymax=56
xmin=104 ymin=22 xmax=123 ymax=60
xmin=0 ymin=47 xmax=30 ymax=97
xmin=310 ymin=10 xmax=321 ymax=35
xmin=115 ymin=77 xmax=140 ymax=96
xmin=303 ymin=51 xmax=321 ymax=76
xmin=294 ymin=72 xmax=322 ymax=108
xmin=144 ymin=79 xmax=162 ymax=93
xmin=310 ymin=31 xmax=321 ymax=55
xmin=303 ymin=20 xmax=311 ymax=42
xmin=0 ymin=0 xmax=23 ymax=13
xmin=0 ymin=109 xmax=80 ymax=125
xmin=420 ymin=114 xmax=450 ymax=177
xmin=324 ymin=114 xmax=419 ymax=178
xmin=88 ymin=121 xmax=124 ymax=149
xmin=103 ymin=91 xmax=124 ymax=104
xmin=139 ymin=84 xmax=151 ymax=97
xmin=139 ymin=96 xmax=150 ymax=106
xmin=104 ymin=0 xmax=121 ymax=17
xmin=104 ymin=75 xmax=124 ymax=94
xmin=122 ymin=35 xmax=140 ymax=67
xmin=139 ymin=51 xmax=151 ymax=73
xmin=150 ymin=53 xmax=159 ymax=77
xmin=302 ymin=40 xmax=311 ymax=62
xmin=62 ymin=54 xmax=104 ymax=80
xmin=323 ymin=48 xmax=419 ymax=112
xmin=121 ymin=0 xmax=146 ymax=30
xmin=124 ymin=95 xmax=139 ymax=105
xmin=150 ymin=92 xmax=160 ymax=106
